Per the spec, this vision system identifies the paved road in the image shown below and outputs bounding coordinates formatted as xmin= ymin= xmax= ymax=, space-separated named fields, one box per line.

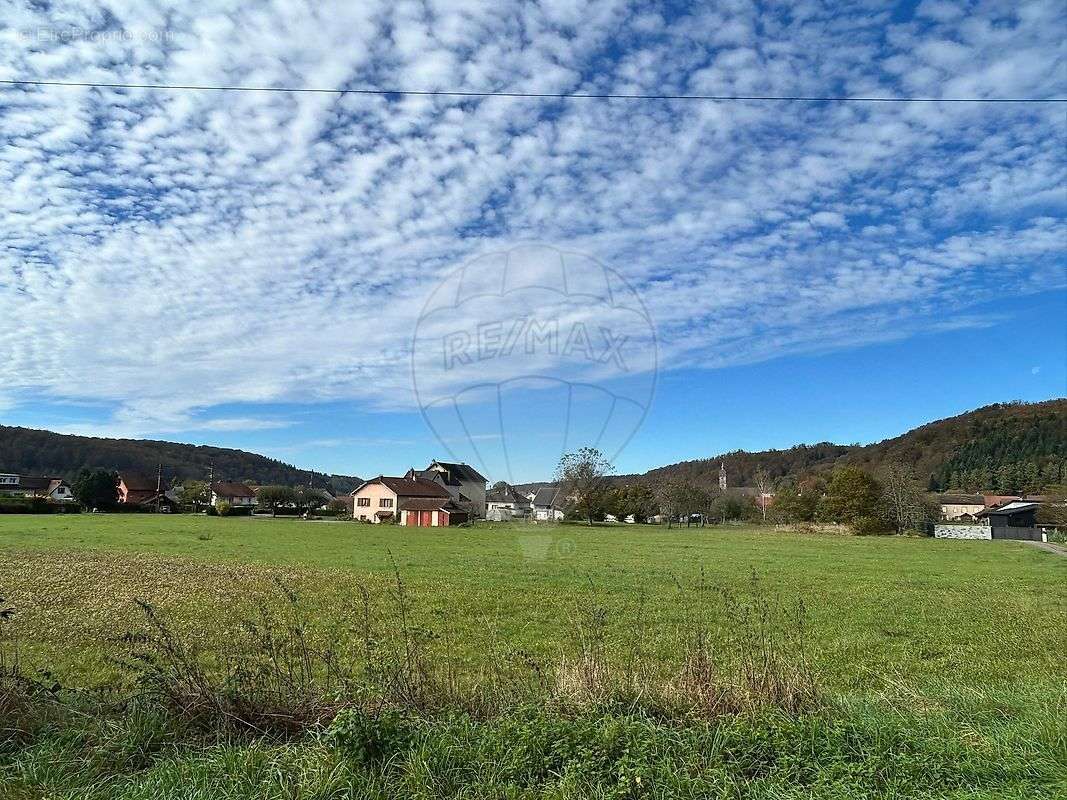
xmin=1027 ymin=540 xmax=1067 ymax=557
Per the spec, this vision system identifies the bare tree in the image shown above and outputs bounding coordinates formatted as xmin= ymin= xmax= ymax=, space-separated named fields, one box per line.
xmin=653 ymin=479 xmax=683 ymax=528
xmin=753 ymin=466 xmax=770 ymax=522
xmin=692 ymin=485 xmax=719 ymax=527
xmin=880 ymin=462 xmax=930 ymax=534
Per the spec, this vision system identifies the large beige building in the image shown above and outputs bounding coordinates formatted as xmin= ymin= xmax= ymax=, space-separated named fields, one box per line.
xmin=938 ymin=494 xmax=985 ymax=521
xmin=351 ymin=474 xmax=468 ymax=526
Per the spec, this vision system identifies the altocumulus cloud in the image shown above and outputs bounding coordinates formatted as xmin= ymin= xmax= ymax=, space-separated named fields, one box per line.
xmin=0 ymin=0 xmax=1064 ymax=435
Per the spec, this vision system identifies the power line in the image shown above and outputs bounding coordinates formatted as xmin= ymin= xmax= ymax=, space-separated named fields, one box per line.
xmin=0 ymin=78 xmax=1063 ymax=103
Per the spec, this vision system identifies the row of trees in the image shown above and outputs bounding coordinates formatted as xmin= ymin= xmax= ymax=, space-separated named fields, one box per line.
xmin=773 ymin=464 xmax=935 ymax=533
xmin=554 ymin=449 xmax=936 ymax=534
xmin=254 ymin=485 xmax=344 ymax=517
xmin=937 ymin=460 xmax=1066 ymax=495
xmin=68 ymin=471 xmax=341 ymax=516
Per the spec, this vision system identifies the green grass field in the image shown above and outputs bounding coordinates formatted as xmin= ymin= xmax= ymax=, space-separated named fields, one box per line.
xmin=1 ymin=515 xmax=1065 ymax=798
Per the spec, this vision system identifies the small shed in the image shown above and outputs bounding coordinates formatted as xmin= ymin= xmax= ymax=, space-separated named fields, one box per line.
xmin=398 ymin=497 xmax=468 ymax=527
xmin=975 ymin=501 xmax=1043 ymax=541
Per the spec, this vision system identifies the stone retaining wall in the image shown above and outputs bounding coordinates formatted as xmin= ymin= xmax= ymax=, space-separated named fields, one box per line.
xmin=934 ymin=524 xmax=991 ymax=540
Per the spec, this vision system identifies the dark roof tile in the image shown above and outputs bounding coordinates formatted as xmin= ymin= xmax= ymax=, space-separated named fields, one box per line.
xmin=428 ymin=461 xmax=487 ymax=484
xmin=211 ymin=481 xmax=257 ymax=498
xmin=357 ymin=476 xmax=451 ymax=498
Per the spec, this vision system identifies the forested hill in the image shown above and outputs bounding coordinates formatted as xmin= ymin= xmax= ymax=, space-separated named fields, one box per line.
xmin=630 ymin=400 xmax=1067 ymax=493
xmin=848 ymin=399 xmax=1067 ymax=492
xmin=3 ymin=399 xmax=1064 ymax=496
xmin=0 ymin=426 xmax=361 ymax=494
xmin=638 ymin=443 xmax=853 ymax=489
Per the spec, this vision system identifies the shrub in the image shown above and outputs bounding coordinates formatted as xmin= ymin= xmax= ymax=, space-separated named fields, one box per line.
xmin=851 ymin=515 xmax=889 ymax=535
xmin=328 ymin=708 xmax=415 ymax=763
xmin=208 ymin=502 xmax=252 ymax=517
xmin=0 ymin=497 xmax=79 ymax=514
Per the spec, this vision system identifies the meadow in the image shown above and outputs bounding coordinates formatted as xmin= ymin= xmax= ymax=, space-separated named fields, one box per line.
xmin=1 ymin=515 xmax=1065 ymax=798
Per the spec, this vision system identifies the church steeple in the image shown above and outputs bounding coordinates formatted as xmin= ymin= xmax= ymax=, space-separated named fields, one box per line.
xmin=719 ymin=462 xmax=727 ymax=491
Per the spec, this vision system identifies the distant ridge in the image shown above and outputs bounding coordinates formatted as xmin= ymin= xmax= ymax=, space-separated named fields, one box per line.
xmin=627 ymin=399 xmax=1067 ymax=492
xmin=2 ymin=399 xmax=1064 ymax=495
xmin=0 ymin=425 xmax=361 ymax=494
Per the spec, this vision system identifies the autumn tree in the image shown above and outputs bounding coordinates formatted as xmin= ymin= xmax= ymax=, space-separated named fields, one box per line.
xmin=770 ymin=475 xmax=823 ymax=523
xmin=709 ymin=493 xmax=745 ymax=523
xmin=1036 ymin=485 xmax=1067 ymax=528
xmin=817 ymin=467 xmax=882 ymax=526
xmin=296 ymin=485 xmax=327 ymax=514
xmin=178 ymin=480 xmax=209 ymax=511
xmin=555 ymin=447 xmax=614 ymax=526
xmin=608 ymin=483 xmax=658 ymax=523
xmin=256 ymin=485 xmax=298 ymax=517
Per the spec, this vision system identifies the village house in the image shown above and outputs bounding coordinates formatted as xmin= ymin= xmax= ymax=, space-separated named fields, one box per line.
xmin=410 ymin=461 xmax=487 ymax=519
xmin=0 ymin=474 xmax=75 ymax=502
xmin=939 ymin=493 xmax=986 ymax=521
xmin=351 ymin=474 xmax=468 ymax=526
xmin=486 ymin=483 xmax=532 ymax=520
xmin=44 ymin=478 xmax=75 ymax=503
xmin=117 ymin=473 xmax=163 ymax=505
xmin=532 ymin=486 xmax=565 ymax=521
xmin=210 ymin=481 xmax=258 ymax=508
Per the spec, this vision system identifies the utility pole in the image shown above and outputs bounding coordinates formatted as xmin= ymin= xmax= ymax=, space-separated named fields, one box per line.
xmin=155 ymin=463 xmax=162 ymax=514
xmin=207 ymin=462 xmax=214 ymax=514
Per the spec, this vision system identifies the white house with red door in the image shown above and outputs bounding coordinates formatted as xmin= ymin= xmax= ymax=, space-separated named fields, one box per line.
xmin=351 ymin=474 xmax=470 ymax=527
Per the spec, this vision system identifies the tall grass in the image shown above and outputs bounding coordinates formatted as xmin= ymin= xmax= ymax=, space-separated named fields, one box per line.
xmin=1 ymin=576 xmax=1063 ymax=799
xmin=2 ymin=569 xmax=822 ymax=739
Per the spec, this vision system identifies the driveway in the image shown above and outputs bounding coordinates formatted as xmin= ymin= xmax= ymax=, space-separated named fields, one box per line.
xmin=1027 ymin=540 xmax=1067 ymax=557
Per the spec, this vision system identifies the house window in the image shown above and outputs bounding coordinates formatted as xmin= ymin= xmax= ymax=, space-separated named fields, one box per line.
xmin=357 ymin=497 xmax=371 ymax=507
xmin=380 ymin=498 xmax=394 ymax=508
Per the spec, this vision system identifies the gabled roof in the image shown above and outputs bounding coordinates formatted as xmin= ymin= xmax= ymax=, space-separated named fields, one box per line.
xmin=398 ymin=496 xmax=462 ymax=512
xmin=355 ymin=475 xmax=451 ymax=499
xmin=120 ymin=473 xmax=160 ymax=492
xmin=487 ymin=485 xmax=529 ymax=504
xmin=427 ymin=461 xmax=487 ymax=484
xmin=533 ymin=486 xmax=563 ymax=507
xmin=939 ymin=494 xmax=985 ymax=505
xmin=211 ymin=481 xmax=257 ymax=498
xmin=977 ymin=501 xmax=1039 ymax=518
xmin=134 ymin=491 xmax=176 ymax=507
xmin=14 ymin=475 xmax=52 ymax=491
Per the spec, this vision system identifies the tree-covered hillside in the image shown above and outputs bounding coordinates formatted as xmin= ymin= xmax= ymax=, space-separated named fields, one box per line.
xmin=3 ymin=400 xmax=1063 ymax=496
xmin=0 ymin=426 xmax=360 ymax=494
xmin=635 ymin=443 xmax=853 ymax=489
xmin=628 ymin=400 xmax=1067 ymax=493
xmin=844 ymin=400 xmax=1067 ymax=491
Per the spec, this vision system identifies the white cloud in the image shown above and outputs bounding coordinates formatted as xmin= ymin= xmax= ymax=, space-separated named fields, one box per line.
xmin=0 ymin=0 xmax=1063 ymax=434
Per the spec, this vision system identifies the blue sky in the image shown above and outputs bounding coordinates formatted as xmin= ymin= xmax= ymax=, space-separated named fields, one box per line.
xmin=0 ymin=1 xmax=1064 ymax=483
